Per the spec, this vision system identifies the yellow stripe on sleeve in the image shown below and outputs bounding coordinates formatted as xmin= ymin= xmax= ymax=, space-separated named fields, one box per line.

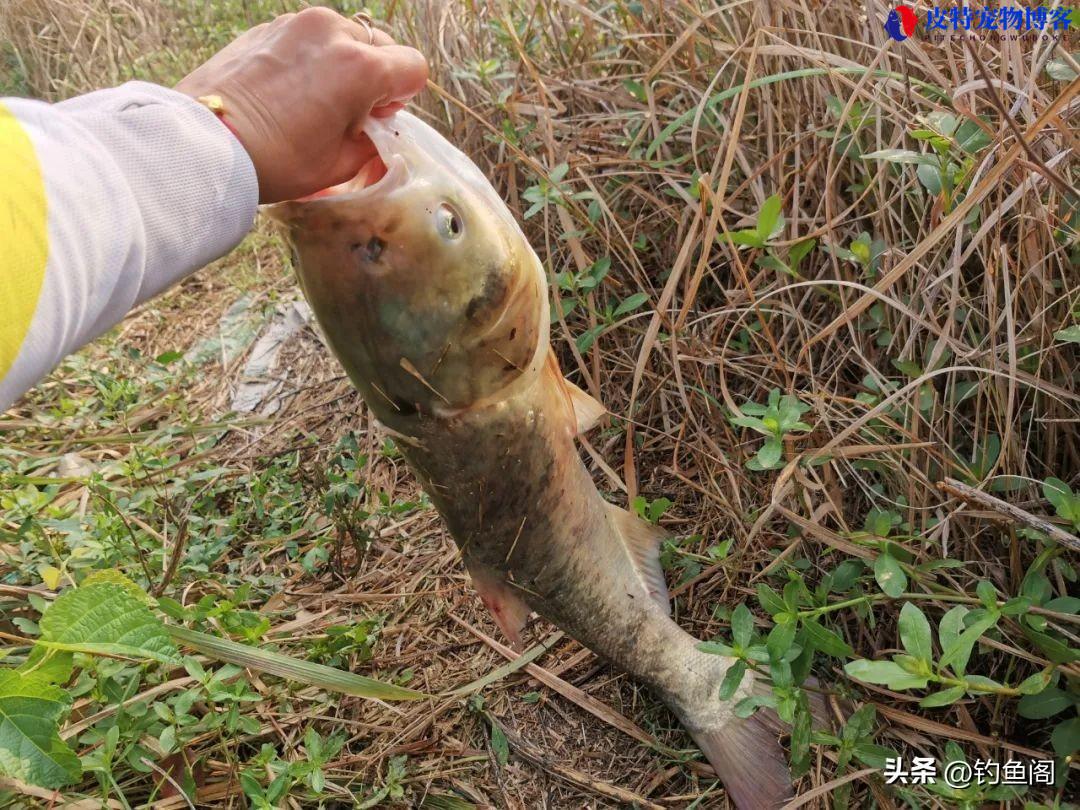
xmin=0 ymin=101 xmax=48 ymax=382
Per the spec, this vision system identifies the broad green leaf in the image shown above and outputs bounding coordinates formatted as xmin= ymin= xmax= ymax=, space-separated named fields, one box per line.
xmin=1046 ymin=55 xmax=1079 ymax=82
xmin=939 ymin=612 xmax=998 ymax=675
xmin=920 ymin=686 xmax=964 ymax=708
xmin=489 ymin=721 xmax=509 ymax=767
xmin=1021 ymin=625 xmax=1080 ymax=665
xmin=719 ymin=660 xmax=747 ymax=700
xmin=0 ymin=670 xmax=80 ymax=788
xmin=938 ymin=606 xmax=968 ymax=654
xmin=1055 ymin=325 xmax=1080 ymax=344
xmin=39 ymin=581 xmax=179 ymax=665
xmin=612 ymin=292 xmax=649 ymax=319
xmin=169 ymin=626 xmax=425 ymax=700
xmin=730 ymin=603 xmax=754 ymax=649
xmin=873 ymin=553 xmax=906 ymax=598
xmin=17 ymin=648 xmax=72 ymax=685
xmin=755 ymin=436 xmax=783 ymax=469
xmin=756 ymin=584 xmax=787 ymax=616
xmin=698 ymin=640 xmax=735 ymax=657
xmin=844 ymin=659 xmax=927 ymax=690
xmin=898 ymin=602 xmax=932 ymax=663
xmin=862 ymin=148 xmax=937 ymax=166
xmin=802 ymin=619 xmax=853 ymax=658
xmin=789 ymin=238 xmax=815 ymax=271
xmin=724 ymin=228 xmax=766 ymax=248
xmin=766 ymin=618 xmax=798 ymax=661
xmin=1015 ymin=670 xmax=1053 ymax=696
xmin=757 ymin=193 xmax=784 ymax=241
xmin=953 ymin=119 xmax=991 ymax=154
xmin=916 ymin=162 xmax=942 ymax=195
xmin=1051 ymin=716 xmax=1080 ymax=757
xmin=1018 ymin=687 xmax=1074 ymax=719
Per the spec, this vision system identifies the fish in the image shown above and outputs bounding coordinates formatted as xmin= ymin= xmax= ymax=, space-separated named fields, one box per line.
xmin=266 ymin=111 xmax=795 ymax=808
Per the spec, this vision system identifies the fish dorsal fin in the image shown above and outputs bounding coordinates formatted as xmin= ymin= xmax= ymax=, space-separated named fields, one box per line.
xmin=564 ymin=378 xmax=605 ymax=433
xmin=465 ymin=561 xmax=533 ymax=652
xmin=607 ymin=504 xmax=670 ymax=613
xmin=546 ymin=349 xmax=605 ymax=434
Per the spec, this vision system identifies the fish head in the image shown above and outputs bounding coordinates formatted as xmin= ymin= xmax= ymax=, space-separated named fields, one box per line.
xmin=266 ymin=111 xmax=549 ymax=425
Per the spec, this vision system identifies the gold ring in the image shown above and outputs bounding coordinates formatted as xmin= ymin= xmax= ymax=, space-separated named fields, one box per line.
xmin=352 ymin=10 xmax=374 ymax=44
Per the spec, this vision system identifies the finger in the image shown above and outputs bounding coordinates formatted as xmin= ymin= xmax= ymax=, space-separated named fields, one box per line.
xmin=364 ymin=44 xmax=429 ymax=106
xmin=341 ymin=13 xmax=395 ymax=46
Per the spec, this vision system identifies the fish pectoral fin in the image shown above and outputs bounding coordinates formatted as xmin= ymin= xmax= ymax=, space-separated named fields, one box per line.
xmin=546 ymin=349 xmax=605 ymax=434
xmin=607 ymin=504 xmax=670 ymax=613
xmin=564 ymin=378 xmax=606 ymax=433
xmin=465 ymin=563 xmax=533 ymax=652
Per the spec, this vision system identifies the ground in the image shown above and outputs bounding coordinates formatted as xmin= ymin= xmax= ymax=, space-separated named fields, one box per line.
xmin=0 ymin=1 xmax=1078 ymax=808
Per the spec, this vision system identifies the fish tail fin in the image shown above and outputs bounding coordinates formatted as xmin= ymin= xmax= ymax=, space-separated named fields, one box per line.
xmin=688 ymin=711 xmax=793 ymax=810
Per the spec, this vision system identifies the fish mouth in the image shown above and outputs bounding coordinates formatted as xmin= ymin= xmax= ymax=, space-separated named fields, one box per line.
xmin=296 ymin=120 xmax=410 ymax=203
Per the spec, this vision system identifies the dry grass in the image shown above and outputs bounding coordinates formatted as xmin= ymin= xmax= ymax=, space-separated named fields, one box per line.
xmin=0 ymin=0 xmax=1078 ymax=807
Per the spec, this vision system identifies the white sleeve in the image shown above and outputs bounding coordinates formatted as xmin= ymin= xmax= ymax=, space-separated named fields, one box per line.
xmin=0 ymin=81 xmax=258 ymax=410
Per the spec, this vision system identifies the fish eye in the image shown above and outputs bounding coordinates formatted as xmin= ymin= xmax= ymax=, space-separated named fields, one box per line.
xmin=436 ymin=203 xmax=463 ymax=240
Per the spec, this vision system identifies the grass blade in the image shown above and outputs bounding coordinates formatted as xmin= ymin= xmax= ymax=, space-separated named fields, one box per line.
xmin=168 ymin=626 xmax=426 ymax=701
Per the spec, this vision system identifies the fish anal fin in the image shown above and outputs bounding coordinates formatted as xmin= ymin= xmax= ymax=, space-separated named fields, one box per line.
xmin=466 ymin=563 xmax=533 ymax=652
xmin=690 ymin=711 xmax=794 ymax=809
xmin=607 ymin=504 xmax=670 ymax=613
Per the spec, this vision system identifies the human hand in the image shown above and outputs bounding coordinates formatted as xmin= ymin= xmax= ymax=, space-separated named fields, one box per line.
xmin=176 ymin=7 xmax=428 ymax=204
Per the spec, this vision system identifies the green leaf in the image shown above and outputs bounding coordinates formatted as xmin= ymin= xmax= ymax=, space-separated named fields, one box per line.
xmin=731 ymin=603 xmax=754 ymax=649
xmin=1055 ymin=325 xmax=1080 ymax=344
xmin=168 ymin=626 xmax=425 ymax=700
xmin=575 ymin=324 xmax=605 ymax=353
xmin=0 ymin=670 xmax=81 ymax=788
xmin=1046 ymin=55 xmax=1079 ymax=82
xmin=612 ymin=292 xmax=649 ymax=319
xmin=937 ymin=606 xmax=968 ymax=655
xmin=873 ymin=553 xmax=906 ymax=598
xmin=862 ymin=148 xmax=937 ymax=165
xmin=724 ymin=228 xmax=766 ymax=248
xmin=766 ymin=618 xmax=798 ymax=662
xmin=920 ymin=686 xmax=965 ymax=708
xmin=1021 ymin=625 xmax=1080 ymax=665
xmin=755 ymin=436 xmax=783 ymax=469
xmin=697 ymin=640 xmax=735 ymax=657
xmin=38 ymin=581 xmax=179 ymax=665
xmin=802 ymin=619 xmax=853 ymax=658
xmin=17 ymin=648 xmax=72 ymax=685
xmin=756 ymin=584 xmax=787 ymax=616
xmin=757 ymin=193 xmax=784 ymax=242
xmin=916 ymin=162 xmax=943 ymax=195
xmin=1015 ymin=670 xmax=1053 ymax=696
xmin=1051 ymin=716 xmax=1080 ymax=757
xmin=844 ymin=659 xmax=926 ymax=690
xmin=1018 ymin=687 xmax=1074 ymax=719
xmin=939 ymin=612 xmax=998 ymax=675
xmin=489 ymin=722 xmax=509 ymax=767
xmin=788 ymin=238 xmax=815 ymax=271
xmin=898 ymin=602 xmax=932 ymax=663
xmin=975 ymin=579 xmax=997 ymax=608
xmin=719 ymin=660 xmax=747 ymax=700
xmin=1043 ymin=477 xmax=1079 ymax=525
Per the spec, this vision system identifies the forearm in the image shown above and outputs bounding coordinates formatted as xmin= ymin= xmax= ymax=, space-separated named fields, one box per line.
xmin=0 ymin=82 xmax=258 ymax=411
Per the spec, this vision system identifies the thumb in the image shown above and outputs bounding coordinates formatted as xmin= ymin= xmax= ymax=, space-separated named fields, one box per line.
xmin=363 ymin=44 xmax=429 ymax=110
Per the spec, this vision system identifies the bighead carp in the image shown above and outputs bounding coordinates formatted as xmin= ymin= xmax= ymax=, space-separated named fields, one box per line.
xmin=267 ymin=111 xmax=795 ymax=808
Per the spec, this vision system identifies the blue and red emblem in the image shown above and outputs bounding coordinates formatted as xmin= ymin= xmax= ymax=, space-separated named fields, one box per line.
xmin=884 ymin=5 xmax=918 ymax=40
